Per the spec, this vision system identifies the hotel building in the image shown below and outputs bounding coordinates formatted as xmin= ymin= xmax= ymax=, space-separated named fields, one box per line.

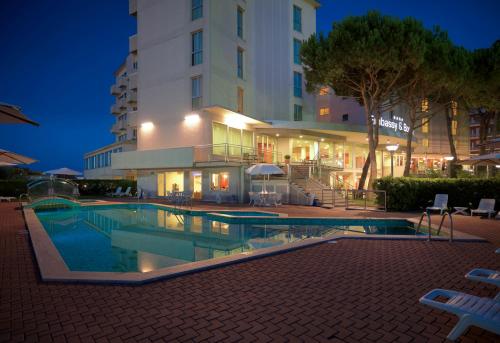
xmin=84 ymin=0 xmax=469 ymax=204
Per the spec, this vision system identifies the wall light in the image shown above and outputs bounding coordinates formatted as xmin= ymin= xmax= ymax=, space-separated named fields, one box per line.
xmin=185 ymin=113 xmax=201 ymax=126
xmin=276 ymin=133 xmax=280 ymax=137
xmin=141 ymin=122 xmax=154 ymax=132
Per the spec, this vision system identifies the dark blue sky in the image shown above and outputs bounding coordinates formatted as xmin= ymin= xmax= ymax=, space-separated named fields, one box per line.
xmin=1 ymin=0 xmax=499 ymax=172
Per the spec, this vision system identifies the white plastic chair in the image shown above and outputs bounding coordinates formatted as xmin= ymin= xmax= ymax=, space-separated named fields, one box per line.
xmin=471 ymin=199 xmax=496 ymax=219
xmin=426 ymin=194 xmax=448 ymax=215
xmin=419 ymin=289 xmax=500 ymax=341
xmin=107 ymin=186 xmax=122 ymax=197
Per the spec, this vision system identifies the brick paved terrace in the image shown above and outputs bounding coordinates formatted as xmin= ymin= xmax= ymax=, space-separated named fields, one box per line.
xmin=1 ymin=201 xmax=499 ymax=342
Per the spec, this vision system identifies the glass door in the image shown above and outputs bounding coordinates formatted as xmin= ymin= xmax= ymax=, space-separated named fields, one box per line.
xmin=191 ymin=171 xmax=202 ymax=199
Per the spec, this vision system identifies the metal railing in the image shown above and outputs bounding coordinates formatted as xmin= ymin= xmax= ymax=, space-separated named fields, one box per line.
xmin=345 ymin=189 xmax=387 ymax=211
xmin=193 ymin=144 xmax=282 ymax=164
xmin=416 ymin=210 xmax=454 ymax=242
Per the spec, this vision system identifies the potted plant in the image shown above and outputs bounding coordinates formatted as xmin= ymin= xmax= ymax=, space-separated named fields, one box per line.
xmin=284 ymin=154 xmax=291 ymax=164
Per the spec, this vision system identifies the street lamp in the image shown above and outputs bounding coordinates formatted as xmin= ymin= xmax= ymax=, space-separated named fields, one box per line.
xmin=386 ymin=144 xmax=399 ymax=177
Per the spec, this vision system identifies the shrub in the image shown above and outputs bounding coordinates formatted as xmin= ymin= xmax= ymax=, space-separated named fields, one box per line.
xmin=375 ymin=177 xmax=500 ymax=211
xmin=0 ymin=179 xmax=137 ymax=197
xmin=75 ymin=180 xmax=136 ymax=196
xmin=0 ymin=180 xmax=28 ymax=197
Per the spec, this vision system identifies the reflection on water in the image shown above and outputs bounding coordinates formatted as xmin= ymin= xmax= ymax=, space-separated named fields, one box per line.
xmin=36 ymin=205 xmax=417 ymax=273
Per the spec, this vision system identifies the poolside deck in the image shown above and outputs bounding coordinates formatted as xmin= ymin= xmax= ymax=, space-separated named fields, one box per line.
xmin=1 ymin=201 xmax=499 ymax=342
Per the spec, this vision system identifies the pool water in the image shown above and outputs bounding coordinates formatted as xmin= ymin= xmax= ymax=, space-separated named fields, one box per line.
xmin=35 ymin=204 xmax=423 ymax=273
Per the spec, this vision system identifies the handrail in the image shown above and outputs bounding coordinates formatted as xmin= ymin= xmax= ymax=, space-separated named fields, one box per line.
xmin=438 ymin=212 xmax=454 ymax=242
xmin=416 ymin=211 xmax=432 ymax=239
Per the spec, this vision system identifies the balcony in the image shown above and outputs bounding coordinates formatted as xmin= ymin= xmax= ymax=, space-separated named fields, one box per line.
xmin=110 ymin=84 xmax=120 ymax=95
xmin=129 ymin=72 xmax=138 ymax=90
xmin=110 ymin=104 xmax=122 ymax=114
xmin=118 ymin=98 xmax=127 ymax=109
xmin=129 ymin=34 xmax=137 ymax=54
xmin=127 ymin=92 xmax=137 ymax=104
xmin=111 ymin=121 xmax=126 ymax=133
xmin=118 ymin=77 xmax=127 ymax=89
xmin=193 ymin=144 xmax=282 ymax=165
xmin=129 ymin=0 xmax=137 ymax=16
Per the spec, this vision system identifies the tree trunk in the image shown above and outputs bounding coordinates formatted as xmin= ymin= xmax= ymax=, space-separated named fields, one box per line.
xmin=444 ymin=107 xmax=458 ymax=177
xmin=358 ymin=155 xmax=370 ymax=190
xmin=403 ymin=125 xmax=414 ymax=177
xmin=367 ymin=117 xmax=378 ymax=189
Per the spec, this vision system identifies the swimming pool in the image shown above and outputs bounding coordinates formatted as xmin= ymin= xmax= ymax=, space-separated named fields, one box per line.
xmin=34 ymin=203 xmax=425 ymax=274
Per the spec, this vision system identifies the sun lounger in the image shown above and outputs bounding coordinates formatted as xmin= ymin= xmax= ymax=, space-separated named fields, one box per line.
xmin=419 ymin=288 xmax=500 ymax=341
xmin=470 ymin=199 xmax=496 ymax=219
xmin=106 ymin=186 xmax=122 ymax=197
xmin=465 ymin=268 xmax=500 ymax=300
xmin=0 ymin=196 xmax=17 ymax=202
xmin=120 ymin=186 xmax=132 ymax=197
xmin=426 ymin=194 xmax=448 ymax=215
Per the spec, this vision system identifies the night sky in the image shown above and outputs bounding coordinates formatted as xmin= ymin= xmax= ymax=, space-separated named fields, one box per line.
xmin=1 ymin=0 xmax=499 ymax=172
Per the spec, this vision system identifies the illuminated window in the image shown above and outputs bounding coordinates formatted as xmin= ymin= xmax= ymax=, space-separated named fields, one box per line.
xmin=237 ymin=87 xmax=244 ymax=113
xmin=211 ymin=172 xmax=229 ymax=191
xmin=421 ymin=98 xmax=429 ymax=112
xmin=319 ymin=107 xmax=329 ymax=116
xmin=319 ymin=87 xmax=329 ymax=95
xmin=422 ymin=138 xmax=429 ymax=147
xmin=451 ymin=101 xmax=458 ymax=116
xmin=422 ymin=119 xmax=429 ymax=133
xmin=452 ymin=120 xmax=458 ymax=135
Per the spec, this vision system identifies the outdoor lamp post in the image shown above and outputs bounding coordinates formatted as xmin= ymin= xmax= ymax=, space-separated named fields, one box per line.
xmin=386 ymin=144 xmax=399 ymax=177
xmin=444 ymin=156 xmax=454 ymax=177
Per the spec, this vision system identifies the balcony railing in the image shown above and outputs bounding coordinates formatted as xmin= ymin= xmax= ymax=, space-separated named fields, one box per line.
xmin=129 ymin=72 xmax=138 ymax=90
xmin=110 ymin=84 xmax=121 ymax=95
xmin=193 ymin=144 xmax=282 ymax=164
xmin=129 ymin=34 xmax=138 ymax=53
xmin=127 ymin=92 xmax=137 ymax=104
xmin=118 ymin=77 xmax=127 ymax=88
xmin=110 ymin=104 xmax=122 ymax=114
xmin=129 ymin=0 xmax=137 ymax=16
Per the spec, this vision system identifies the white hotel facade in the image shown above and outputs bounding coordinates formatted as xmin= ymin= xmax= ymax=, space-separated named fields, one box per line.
xmin=84 ymin=0 xmax=469 ymax=202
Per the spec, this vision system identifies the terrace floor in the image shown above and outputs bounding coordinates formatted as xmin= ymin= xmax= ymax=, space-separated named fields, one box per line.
xmin=1 ymin=201 xmax=500 ymax=342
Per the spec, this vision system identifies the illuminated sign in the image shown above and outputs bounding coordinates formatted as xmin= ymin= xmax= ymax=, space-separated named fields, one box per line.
xmin=372 ymin=115 xmax=410 ymax=133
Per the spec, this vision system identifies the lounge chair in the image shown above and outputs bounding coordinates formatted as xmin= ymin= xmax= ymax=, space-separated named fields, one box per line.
xmin=426 ymin=194 xmax=448 ymax=215
xmin=470 ymin=199 xmax=496 ymax=219
xmin=120 ymin=186 xmax=132 ymax=197
xmin=106 ymin=186 xmax=122 ymax=197
xmin=419 ymin=289 xmax=500 ymax=341
xmin=465 ymin=268 xmax=500 ymax=294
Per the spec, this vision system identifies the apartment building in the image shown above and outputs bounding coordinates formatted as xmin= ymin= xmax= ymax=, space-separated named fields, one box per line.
xmin=83 ymin=19 xmax=139 ymax=180
xmin=469 ymin=112 xmax=500 ymax=156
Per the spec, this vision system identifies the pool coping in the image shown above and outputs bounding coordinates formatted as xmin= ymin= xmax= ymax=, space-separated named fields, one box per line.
xmin=23 ymin=202 xmax=487 ymax=285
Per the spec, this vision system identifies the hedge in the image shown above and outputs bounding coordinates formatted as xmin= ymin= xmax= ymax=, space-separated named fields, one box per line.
xmin=375 ymin=177 xmax=500 ymax=211
xmin=0 ymin=179 xmax=137 ymax=197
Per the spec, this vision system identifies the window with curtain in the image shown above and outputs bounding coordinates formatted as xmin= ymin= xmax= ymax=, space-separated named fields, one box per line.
xmin=192 ymin=76 xmax=202 ymax=109
xmin=191 ymin=0 xmax=202 ymax=20
xmin=293 ymin=72 xmax=302 ymax=97
xmin=228 ymin=127 xmax=241 ymax=156
xmin=293 ymin=39 xmax=302 ymax=64
xmin=192 ymin=31 xmax=203 ymax=66
xmin=293 ymin=5 xmax=302 ymax=32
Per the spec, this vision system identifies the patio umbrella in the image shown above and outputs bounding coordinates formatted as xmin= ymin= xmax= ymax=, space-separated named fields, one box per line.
xmin=246 ymin=163 xmax=284 ymax=192
xmin=44 ymin=167 xmax=82 ymax=176
xmin=457 ymin=153 xmax=500 ymax=166
xmin=0 ymin=103 xmax=39 ymax=126
xmin=0 ymin=149 xmax=37 ymax=165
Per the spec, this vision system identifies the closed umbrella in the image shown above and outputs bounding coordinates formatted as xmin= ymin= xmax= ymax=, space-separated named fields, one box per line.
xmin=0 ymin=103 xmax=39 ymax=126
xmin=246 ymin=163 xmax=284 ymax=193
xmin=0 ymin=149 xmax=37 ymax=165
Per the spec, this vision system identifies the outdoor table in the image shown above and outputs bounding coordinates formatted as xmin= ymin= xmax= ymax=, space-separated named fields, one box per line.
xmin=452 ymin=206 xmax=468 ymax=215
